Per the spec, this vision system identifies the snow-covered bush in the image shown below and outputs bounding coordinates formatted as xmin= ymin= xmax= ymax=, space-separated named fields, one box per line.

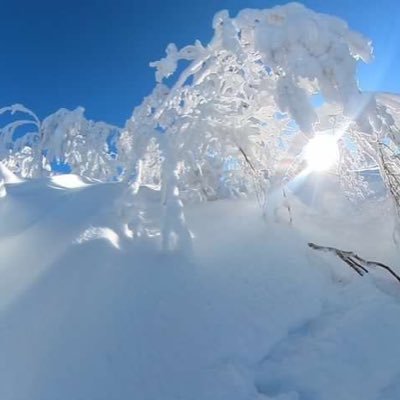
xmin=0 ymin=105 xmax=120 ymax=179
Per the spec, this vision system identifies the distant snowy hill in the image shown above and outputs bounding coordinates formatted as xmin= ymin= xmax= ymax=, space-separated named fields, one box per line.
xmin=1 ymin=176 xmax=400 ymax=400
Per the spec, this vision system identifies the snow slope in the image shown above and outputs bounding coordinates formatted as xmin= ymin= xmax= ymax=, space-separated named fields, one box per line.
xmin=1 ymin=176 xmax=400 ymax=400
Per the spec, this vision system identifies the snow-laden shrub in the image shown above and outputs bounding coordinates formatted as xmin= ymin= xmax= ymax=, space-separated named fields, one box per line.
xmin=0 ymin=105 xmax=120 ymax=180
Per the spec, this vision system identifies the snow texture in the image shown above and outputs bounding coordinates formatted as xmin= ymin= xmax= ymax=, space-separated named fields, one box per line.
xmin=1 ymin=175 xmax=400 ymax=400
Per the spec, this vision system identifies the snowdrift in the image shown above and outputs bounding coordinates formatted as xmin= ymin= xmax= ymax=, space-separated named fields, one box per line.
xmin=1 ymin=176 xmax=400 ymax=400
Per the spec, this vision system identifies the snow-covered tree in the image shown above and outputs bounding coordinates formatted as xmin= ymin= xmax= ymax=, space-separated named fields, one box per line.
xmin=120 ymin=4 xmax=398 ymax=233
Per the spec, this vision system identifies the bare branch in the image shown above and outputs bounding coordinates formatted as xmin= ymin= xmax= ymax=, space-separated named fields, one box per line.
xmin=308 ymin=242 xmax=400 ymax=284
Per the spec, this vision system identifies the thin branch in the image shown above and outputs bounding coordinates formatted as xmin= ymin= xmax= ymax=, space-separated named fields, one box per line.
xmin=238 ymin=146 xmax=256 ymax=173
xmin=308 ymin=242 xmax=400 ymax=284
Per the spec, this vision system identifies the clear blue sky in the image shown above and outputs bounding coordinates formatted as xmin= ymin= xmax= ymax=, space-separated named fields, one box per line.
xmin=0 ymin=0 xmax=399 ymax=126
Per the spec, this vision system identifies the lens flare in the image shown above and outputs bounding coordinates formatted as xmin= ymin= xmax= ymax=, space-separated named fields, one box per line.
xmin=304 ymin=135 xmax=338 ymax=172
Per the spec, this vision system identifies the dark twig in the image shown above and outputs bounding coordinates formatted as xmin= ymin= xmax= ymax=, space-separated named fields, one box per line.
xmin=308 ymin=242 xmax=400 ymax=284
xmin=238 ymin=146 xmax=256 ymax=173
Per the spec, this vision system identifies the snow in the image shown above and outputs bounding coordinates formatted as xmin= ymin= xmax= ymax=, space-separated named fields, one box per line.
xmin=1 ymin=176 xmax=400 ymax=400
xmin=0 ymin=162 xmax=22 ymax=184
xmin=75 ymin=226 xmax=121 ymax=249
xmin=151 ymin=2 xmax=372 ymax=134
xmin=50 ymin=174 xmax=91 ymax=189
xmin=1 ymin=3 xmax=400 ymax=399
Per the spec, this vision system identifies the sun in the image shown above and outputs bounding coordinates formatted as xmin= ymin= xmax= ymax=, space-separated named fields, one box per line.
xmin=304 ymin=134 xmax=339 ymax=172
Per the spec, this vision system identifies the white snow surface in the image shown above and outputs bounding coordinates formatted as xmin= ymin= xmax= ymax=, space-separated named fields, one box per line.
xmin=1 ymin=176 xmax=400 ymax=400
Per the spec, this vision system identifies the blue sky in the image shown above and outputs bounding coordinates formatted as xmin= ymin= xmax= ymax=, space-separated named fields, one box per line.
xmin=0 ymin=0 xmax=399 ymax=126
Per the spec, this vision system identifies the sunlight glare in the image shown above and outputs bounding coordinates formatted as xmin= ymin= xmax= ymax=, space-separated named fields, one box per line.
xmin=304 ymin=135 xmax=339 ymax=172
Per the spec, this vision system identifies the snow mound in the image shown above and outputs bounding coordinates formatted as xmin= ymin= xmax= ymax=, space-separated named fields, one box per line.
xmin=50 ymin=174 xmax=92 ymax=189
xmin=0 ymin=162 xmax=22 ymax=184
xmin=1 ymin=178 xmax=400 ymax=400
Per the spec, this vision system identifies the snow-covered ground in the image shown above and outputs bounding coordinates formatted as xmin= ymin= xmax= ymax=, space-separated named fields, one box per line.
xmin=1 ymin=175 xmax=400 ymax=400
